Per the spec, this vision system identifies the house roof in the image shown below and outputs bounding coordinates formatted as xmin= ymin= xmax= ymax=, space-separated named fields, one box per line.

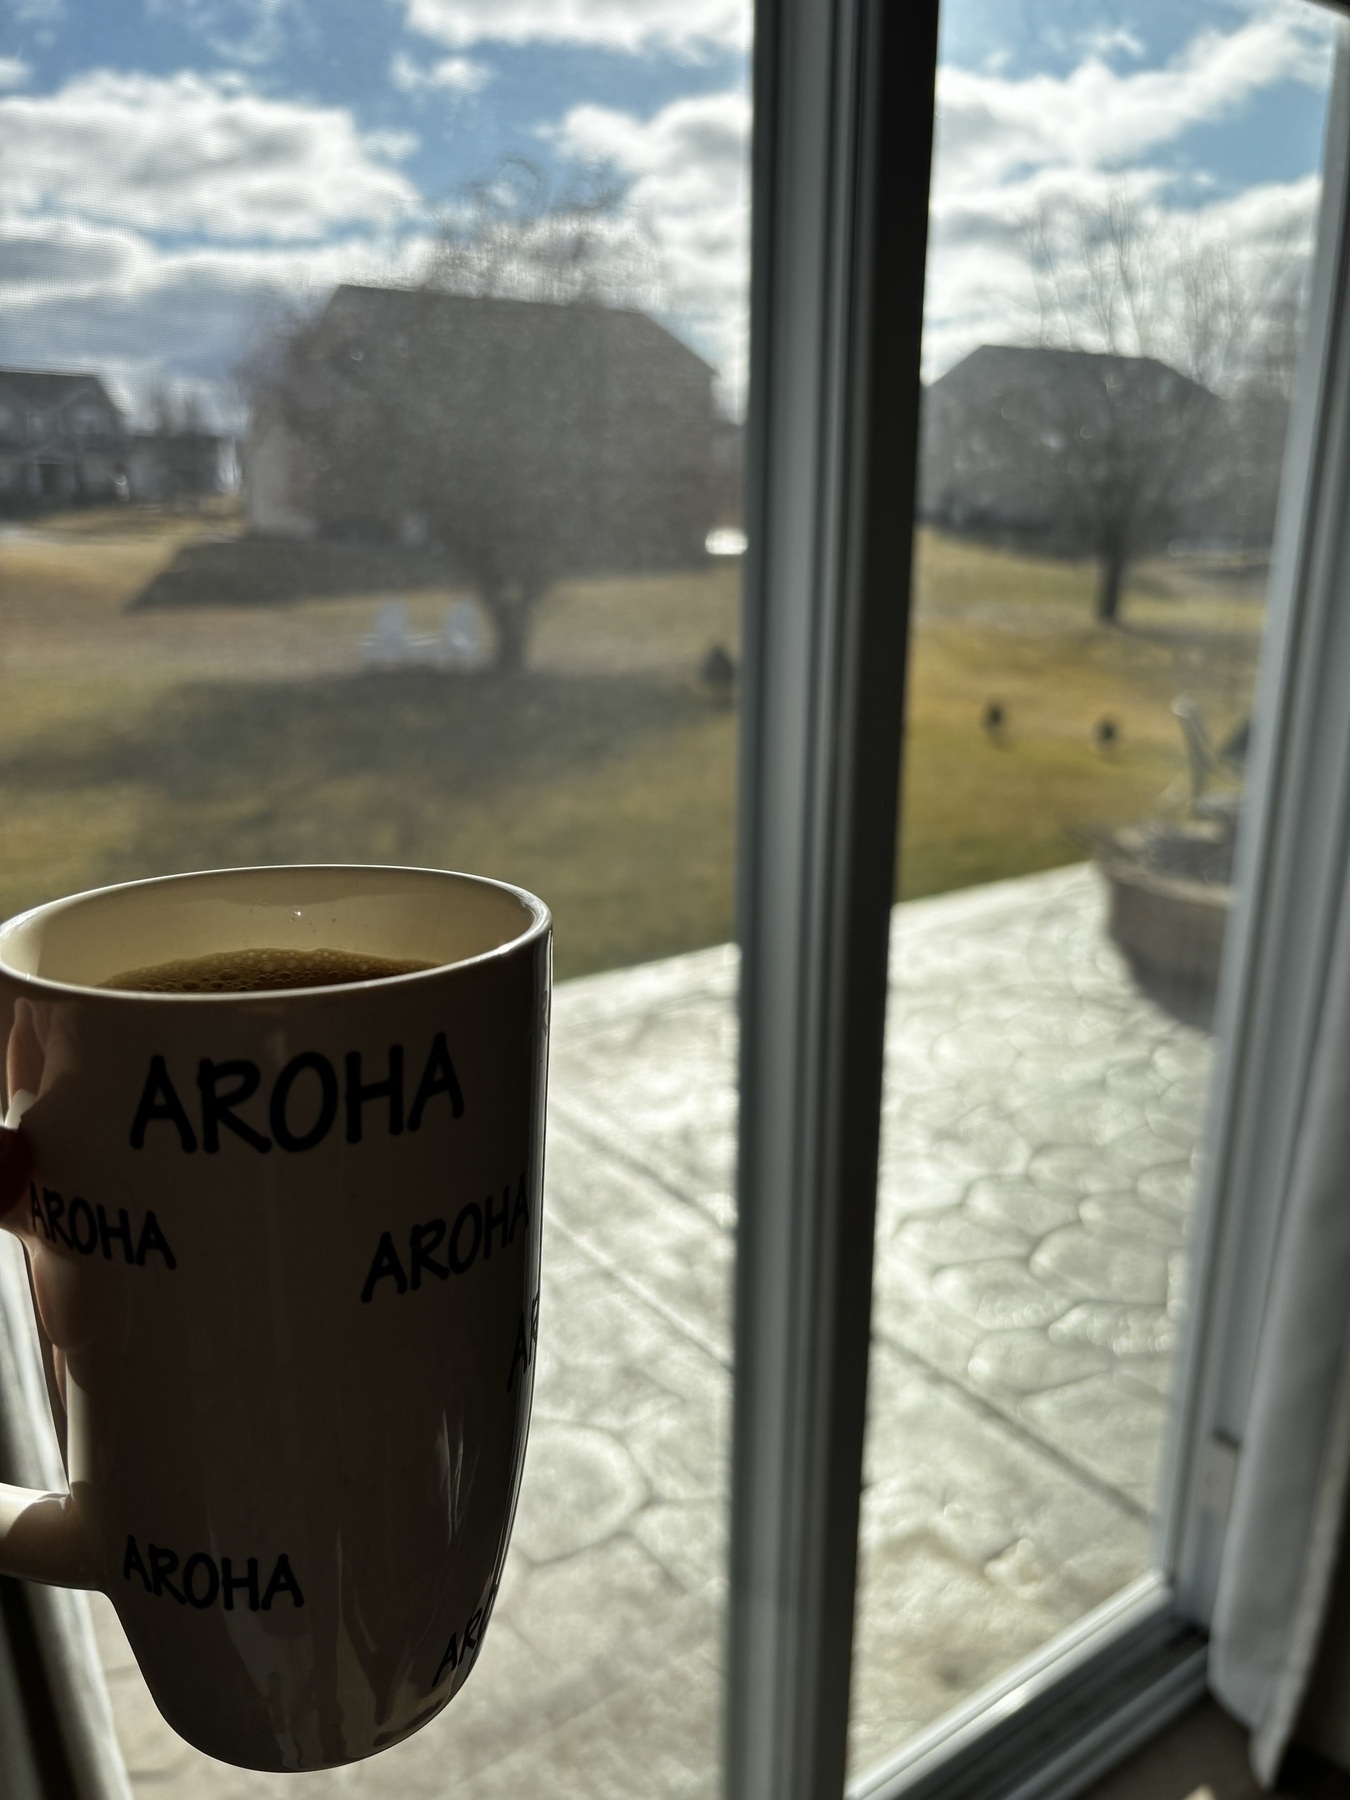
xmin=0 ymin=369 xmax=121 ymax=411
xmin=931 ymin=342 xmax=1210 ymax=402
xmin=318 ymin=284 xmax=716 ymax=380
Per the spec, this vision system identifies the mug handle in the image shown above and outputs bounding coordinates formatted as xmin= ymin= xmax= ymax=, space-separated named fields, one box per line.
xmin=0 ymin=1121 xmax=98 ymax=1591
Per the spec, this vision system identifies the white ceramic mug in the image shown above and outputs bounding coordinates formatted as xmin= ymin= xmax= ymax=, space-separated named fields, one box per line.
xmin=0 ymin=865 xmax=550 ymax=1771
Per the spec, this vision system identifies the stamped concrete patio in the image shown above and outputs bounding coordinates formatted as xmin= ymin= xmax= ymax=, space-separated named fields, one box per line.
xmin=89 ymin=863 xmax=1213 ymax=1796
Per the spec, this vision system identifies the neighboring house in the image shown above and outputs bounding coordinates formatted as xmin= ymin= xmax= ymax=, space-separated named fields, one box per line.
xmin=920 ymin=343 xmax=1230 ymax=545
xmin=246 ymin=285 xmax=720 ymax=574
xmin=0 ymin=370 xmax=129 ymax=510
xmin=128 ymin=430 xmax=234 ymax=504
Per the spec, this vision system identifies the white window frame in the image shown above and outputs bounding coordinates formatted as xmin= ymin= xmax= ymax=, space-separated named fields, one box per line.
xmin=730 ymin=2 xmax=1350 ymax=1798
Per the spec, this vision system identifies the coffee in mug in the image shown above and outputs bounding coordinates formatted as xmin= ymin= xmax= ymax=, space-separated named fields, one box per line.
xmin=100 ymin=947 xmax=436 ymax=993
xmin=0 ymin=865 xmax=550 ymax=1771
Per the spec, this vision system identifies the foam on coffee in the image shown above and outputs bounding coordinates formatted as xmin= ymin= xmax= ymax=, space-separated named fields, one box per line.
xmin=100 ymin=947 xmax=435 ymax=994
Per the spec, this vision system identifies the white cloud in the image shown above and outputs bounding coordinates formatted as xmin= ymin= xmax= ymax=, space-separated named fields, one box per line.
xmin=553 ymin=88 xmax=750 ymax=404
xmin=403 ymin=0 xmax=748 ymax=59
xmin=1082 ymin=25 xmax=1145 ymax=61
xmin=922 ymin=2 xmax=1337 ymax=376
xmin=934 ymin=9 xmax=1328 ymax=197
xmin=0 ymin=216 xmax=148 ymax=296
xmin=0 ymin=70 xmax=418 ymax=241
xmin=390 ymin=49 xmax=491 ymax=94
xmin=538 ymin=6 xmax=1331 ymax=403
xmin=0 ymin=3 xmax=1331 ymax=423
xmin=0 ymin=216 xmax=435 ymax=418
xmin=0 ymin=66 xmax=425 ymax=412
xmin=921 ymin=175 xmax=1323 ymax=381
xmin=0 ymin=57 xmax=29 ymax=88
xmin=145 ymin=0 xmax=296 ymax=66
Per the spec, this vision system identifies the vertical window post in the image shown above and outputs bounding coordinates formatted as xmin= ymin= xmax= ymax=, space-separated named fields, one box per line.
xmin=729 ymin=2 xmax=940 ymax=1796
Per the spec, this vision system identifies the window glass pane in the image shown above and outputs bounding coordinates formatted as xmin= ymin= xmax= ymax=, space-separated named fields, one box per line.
xmin=851 ymin=0 xmax=1340 ymax=1778
xmin=0 ymin=1 xmax=749 ymax=1792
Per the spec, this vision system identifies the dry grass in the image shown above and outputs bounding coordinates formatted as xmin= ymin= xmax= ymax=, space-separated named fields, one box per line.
xmin=0 ymin=510 xmax=1263 ymax=976
xmin=898 ymin=532 xmax=1260 ymax=897
xmin=0 ymin=509 xmax=740 ymax=977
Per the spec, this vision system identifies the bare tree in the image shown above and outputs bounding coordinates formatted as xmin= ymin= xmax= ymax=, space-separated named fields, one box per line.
xmin=248 ymin=164 xmax=707 ymax=674
xmin=924 ymin=340 xmax=1219 ymax=623
xmin=413 ymin=164 xmax=667 ymax=669
xmin=1026 ymin=191 xmax=1303 ymax=389
xmin=1013 ymin=190 xmax=1306 ymax=621
xmin=424 ymin=158 xmax=663 ymax=311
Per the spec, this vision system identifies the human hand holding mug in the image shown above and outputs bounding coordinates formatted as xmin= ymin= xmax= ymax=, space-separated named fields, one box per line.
xmin=0 ymin=865 xmax=550 ymax=1771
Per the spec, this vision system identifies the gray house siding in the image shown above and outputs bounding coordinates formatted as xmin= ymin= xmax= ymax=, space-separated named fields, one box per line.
xmin=247 ymin=286 xmax=720 ymax=576
xmin=0 ymin=371 xmax=129 ymax=510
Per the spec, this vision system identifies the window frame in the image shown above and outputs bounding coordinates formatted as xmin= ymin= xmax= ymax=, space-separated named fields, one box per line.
xmin=728 ymin=0 xmax=935 ymax=1794
xmin=730 ymin=3 xmax=1350 ymax=1798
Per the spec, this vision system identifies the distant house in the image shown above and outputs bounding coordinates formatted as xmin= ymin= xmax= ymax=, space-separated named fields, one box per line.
xmin=920 ymin=344 xmax=1224 ymax=545
xmin=0 ymin=370 xmax=129 ymax=510
xmin=246 ymin=285 xmax=720 ymax=574
xmin=128 ymin=429 xmax=234 ymax=504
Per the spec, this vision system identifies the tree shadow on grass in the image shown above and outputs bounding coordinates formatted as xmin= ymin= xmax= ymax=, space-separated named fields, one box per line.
xmin=0 ymin=669 xmax=707 ymax=886
xmin=130 ymin=535 xmax=460 ymax=609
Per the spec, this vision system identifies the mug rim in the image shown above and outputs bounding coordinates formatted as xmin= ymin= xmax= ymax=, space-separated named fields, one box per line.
xmin=0 ymin=862 xmax=551 ymax=1003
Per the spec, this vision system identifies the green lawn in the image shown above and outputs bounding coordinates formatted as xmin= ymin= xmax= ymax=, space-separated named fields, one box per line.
xmin=0 ymin=511 xmax=1263 ymax=978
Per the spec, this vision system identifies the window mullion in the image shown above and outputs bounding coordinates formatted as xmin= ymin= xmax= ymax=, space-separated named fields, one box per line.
xmin=727 ymin=1 xmax=939 ymax=1796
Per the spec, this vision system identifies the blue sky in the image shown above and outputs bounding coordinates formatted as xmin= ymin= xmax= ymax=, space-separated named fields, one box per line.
xmin=0 ymin=0 xmax=1339 ymax=418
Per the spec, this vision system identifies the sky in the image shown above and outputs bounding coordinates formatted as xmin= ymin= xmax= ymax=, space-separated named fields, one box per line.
xmin=0 ymin=0 xmax=1340 ymax=423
